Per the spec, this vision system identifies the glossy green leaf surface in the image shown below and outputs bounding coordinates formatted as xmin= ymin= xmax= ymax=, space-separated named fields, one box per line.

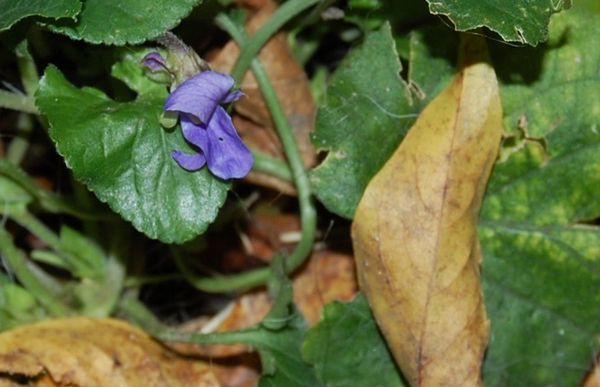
xmin=35 ymin=56 xmax=229 ymax=244
xmin=426 ymin=0 xmax=568 ymax=45
xmin=0 ymin=0 xmax=80 ymax=32
xmin=47 ymin=0 xmax=201 ymax=45
xmin=310 ymin=23 xmax=417 ymax=218
xmin=302 ymin=294 xmax=405 ymax=387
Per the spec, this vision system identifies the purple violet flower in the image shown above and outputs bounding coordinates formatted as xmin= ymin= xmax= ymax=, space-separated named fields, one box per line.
xmin=141 ymin=52 xmax=169 ymax=72
xmin=164 ymin=70 xmax=253 ymax=180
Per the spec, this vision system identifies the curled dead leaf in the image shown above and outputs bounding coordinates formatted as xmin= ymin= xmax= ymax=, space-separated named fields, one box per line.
xmin=0 ymin=318 xmax=220 ymax=387
xmin=351 ymin=36 xmax=502 ymax=386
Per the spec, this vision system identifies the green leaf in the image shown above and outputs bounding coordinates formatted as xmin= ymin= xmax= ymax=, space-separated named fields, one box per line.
xmin=0 ymin=174 xmax=32 ymax=215
xmin=480 ymin=9 xmax=600 ymax=386
xmin=345 ymin=0 xmax=431 ymax=33
xmin=255 ymin=313 xmax=320 ymax=387
xmin=425 ymin=0 xmax=569 ymax=46
xmin=576 ymin=0 xmax=600 ymax=13
xmin=47 ymin=0 xmax=201 ymax=45
xmin=35 ymin=59 xmax=229 ymax=244
xmin=74 ymin=223 xmax=128 ymax=317
xmin=0 ymin=275 xmax=45 ymax=331
xmin=0 ymin=0 xmax=80 ymax=32
xmin=303 ymin=294 xmax=406 ymax=387
xmin=407 ymin=25 xmax=458 ymax=107
xmin=59 ymin=225 xmax=105 ymax=278
xmin=310 ymin=23 xmax=417 ymax=218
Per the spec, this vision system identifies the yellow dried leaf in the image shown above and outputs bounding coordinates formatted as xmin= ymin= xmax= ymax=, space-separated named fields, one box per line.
xmin=583 ymin=361 xmax=600 ymax=387
xmin=0 ymin=317 xmax=220 ymax=387
xmin=351 ymin=36 xmax=502 ymax=386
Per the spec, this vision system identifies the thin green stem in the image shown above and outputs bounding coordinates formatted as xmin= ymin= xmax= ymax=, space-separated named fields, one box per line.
xmin=124 ymin=273 xmax=183 ymax=287
xmin=295 ymin=0 xmax=337 ymax=29
xmin=230 ymin=0 xmax=320 ymax=83
xmin=0 ymin=227 xmax=69 ymax=316
xmin=157 ymin=325 xmax=260 ymax=345
xmin=236 ymin=49 xmax=317 ymax=274
xmin=172 ymin=248 xmax=270 ymax=292
xmin=251 ymin=150 xmax=293 ymax=182
xmin=0 ymin=89 xmax=38 ymax=114
xmin=8 ymin=41 xmax=41 ymax=165
xmin=170 ymin=15 xmax=317 ymax=293
xmin=120 ymin=297 xmax=258 ymax=345
xmin=6 ymin=113 xmax=34 ymax=165
xmin=11 ymin=211 xmax=62 ymax=252
xmin=15 ymin=40 xmax=40 ymax=97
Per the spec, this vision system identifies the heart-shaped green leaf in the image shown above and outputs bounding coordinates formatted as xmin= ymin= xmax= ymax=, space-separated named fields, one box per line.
xmin=35 ymin=59 xmax=229 ymax=243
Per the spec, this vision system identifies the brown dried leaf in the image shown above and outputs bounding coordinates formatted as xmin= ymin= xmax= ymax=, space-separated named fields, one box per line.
xmin=0 ymin=318 xmax=220 ymax=387
xmin=351 ymin=36 xmax=502 ymax=386
xmin=212 ymin=0 xmax=316 ymax=192
xmin=293 ymin=250 xmax=357 ymax=325
xmin=583 ymin=362 xmax=600 ymax=387
xmin=245 ymin=210 xmax=302 ymax=261
xmin=209 ymin=356 xmax=260 ymax=387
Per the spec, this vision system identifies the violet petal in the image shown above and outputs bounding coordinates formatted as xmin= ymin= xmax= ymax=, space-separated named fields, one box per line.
xmin=164 ymin=71 xmax=235 ymax=124
xmin=141 ymin=52 xmax=168 ymax=72
xmin=171 ymin=150 xmax=206 ymax=171
xmin=179 ymin=111 xmax=252 ymax=179
xmin=202 ymin=107 xmax=253 ymax=179
xmin=180 ymin=114 xmax=209 ymax=150
xmin=223 ymin=89 xmax=244 ymax=103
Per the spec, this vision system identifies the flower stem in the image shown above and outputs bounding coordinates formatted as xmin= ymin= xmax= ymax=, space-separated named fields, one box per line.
xmin=0 ymin=89 xmax=38 ymax=114
xmin=230 ymin=0 xmax=321 ymax=83
xmin=124 ymin=273 xmax=183 ymax=287
xmin=7 ymin=40 xmax=40 ymax=165
xmin=244 ymin=55 xmax=317 ymax=273
xmin=251 ymin=150 xmax=293 ymax=182
xmin=15 ymin=40 xmax=39 ymax=97
xmin=120 ymin=296 xmax=260 ymax=344
xmin=169 ymin=15 xmax=317 ymax=293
